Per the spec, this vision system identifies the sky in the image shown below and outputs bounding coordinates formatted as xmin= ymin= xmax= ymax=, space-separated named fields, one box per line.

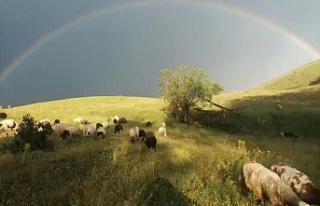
xmin=0 ymin=0 xmax=319 ymax=107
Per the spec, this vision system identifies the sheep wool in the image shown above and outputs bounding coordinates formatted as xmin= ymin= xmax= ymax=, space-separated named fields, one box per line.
xmin=271 ymin=163 xmax=320 ymax=205
xmin=61 ymin=126 xmax=80 ymax=139
xmin=140 ymin=131 xmax=157 ymax=151
xmin=0 ymin=119 xmax=18 ymax=131
xmin=82 ymin=124 xmax=96 ymax=137
xmin=96 ymin=126 xmax=106 ymax=139
xmin=114 ymin=123 xmax=123 ymax=134
xmin=52 ymin=123 xmax=69 ymax=135
xmin=158 ymin=127 xmax=167 ymax=138
xmin=241 ymin=161 xmax=310 ymax=206
xmin=129 ymin=127 xmax=139 ymax=142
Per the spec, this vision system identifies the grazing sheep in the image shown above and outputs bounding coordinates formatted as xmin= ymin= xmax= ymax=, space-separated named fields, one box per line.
xmin=271 ymin=163 xmax=320 ymax=205
xmin=158 ymin=122 xmax=167 ymax=138
xmin=53 ymin=119 xmax=61 ymax=125
xmin=96 ymin=123 xmax=106 ymax=139
xmin=0 ymin=112 xmax=7 ymax=119
xmin=96 ymin=123 xmax=103 ymax=129
xmin=52 ymin=123 xmax=69 ymax=135
xmin=113 ymin=115 xmax=119 ymax=124
xmin=82 ymin=124 xmax=96 ymax=137
xmin=277 ymin=104 xmax=283 ymax=110
xmin=118 ymin=116 xmax=128 ymax=124
xmin=114 ymin=123 xmax=123 ymax=134
xmin=129 ymin=127 xmax=139 ymax=143
xmin=280 ymin=131 xmax=298 ymax=138
xmin=240 ymin=161 xmax=309 ymax=206
xmin=35 ymin=119 xmax=51 ymax=129
xmin=138 ymin=129 xmax=146 ymax=140
xmin=139 ymin=130 xmax=157 ymax=151
xmin=145 ymin=121 xmax=152 ymax=127
xmin=0 ymin=119 xmax=18 ymax=132
xmin=61 ymin=126 xmax=81 ymax=139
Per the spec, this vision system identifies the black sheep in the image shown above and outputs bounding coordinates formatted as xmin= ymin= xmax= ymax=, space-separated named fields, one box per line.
xmin=139 ymin=129 xmax=146 ymax=140
xmin=96 ymin=123 xmax=103 ymax=129
xmin=118 ymin=117 xmax=128 ymax=124
xmin=0 ymin=112 xmax=7 ymax=119
xmin=145 ymin=121 xmax=152 ymax=127
xmin=280 ymin=131 xmax=298 ymax=138
xmin=114 ymin=123 xmax=123 ymax=134
xmin=139 ymin=130 xmax=157 ymax=151
xmin=53 ymin=119 xmax=60 ymax=125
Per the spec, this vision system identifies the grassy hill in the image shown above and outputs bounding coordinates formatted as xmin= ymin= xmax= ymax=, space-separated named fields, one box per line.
xmin=254 ymin=59 xmax=320 ymax=90
xmin=1 ymin=61 xmax=320 ymax=205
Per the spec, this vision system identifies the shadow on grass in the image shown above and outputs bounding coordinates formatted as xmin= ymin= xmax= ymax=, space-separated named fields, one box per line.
xmin=164 ymin=87 xmax=320 ymax=139
xmin=137 ymin=176 xmax=195 ymax=206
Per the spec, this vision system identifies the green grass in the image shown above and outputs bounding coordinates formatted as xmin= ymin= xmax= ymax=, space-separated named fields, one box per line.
xmin=254 ymin=59 xmax=320 ymax=91
xmin=1 ymin=83 xmax=320 ymax=205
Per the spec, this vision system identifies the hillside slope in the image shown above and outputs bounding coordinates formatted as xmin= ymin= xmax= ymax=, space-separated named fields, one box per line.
xmin=254 ymin=59 xmax=320 ymax=90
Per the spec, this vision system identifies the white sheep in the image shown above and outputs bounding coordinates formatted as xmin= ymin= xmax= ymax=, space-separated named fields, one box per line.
xmin=158 ymin=122 xmax=167 ymax=138
xmin=61 ymin=126 xmax=81 ymax=139
xmin=0 ymin=119 xmax=18 ymax=132
xmin=52 ymin=123 xmax=69 ymax=135
xmin=82 ymin=124 xmax=96 ymax=137
xmin=129 ymin=126 xmax=139 ymax=142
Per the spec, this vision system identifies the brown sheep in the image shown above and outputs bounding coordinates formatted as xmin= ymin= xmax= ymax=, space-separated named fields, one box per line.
xmin=240 ymin=161 xmax=309 ymax=206
xmin=271 ymin=163 xmax=320 ymax=205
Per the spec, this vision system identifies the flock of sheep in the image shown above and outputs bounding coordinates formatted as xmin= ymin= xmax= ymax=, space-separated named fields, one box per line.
xmin=1 ymin=112 xmax=320 ymax=206
xmin=0 ymin=113 xmax=168 ymax=151
xmin=240 ymin=161 xmax=320 ymax=206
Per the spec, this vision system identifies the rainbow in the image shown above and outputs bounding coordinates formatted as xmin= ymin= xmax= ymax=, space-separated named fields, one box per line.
xmin=1 ymin=0 xmax=319 ymax=84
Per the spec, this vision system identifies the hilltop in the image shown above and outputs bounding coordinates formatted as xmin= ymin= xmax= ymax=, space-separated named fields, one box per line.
xmin=254 ymin=59 xmax=320 ymax=91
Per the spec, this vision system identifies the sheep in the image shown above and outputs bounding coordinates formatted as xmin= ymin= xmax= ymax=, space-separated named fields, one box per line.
xmin=240 ymin=161 xmax=309 ymax=206
xmin=53 ymin=119 xmax=61 ymax=125
xmin=52 ymin=123 xmax=69 ymax=135
xmin=145 ymin=121 xmax=152 ymax=127
xmin=96 ymin=123 xmax=103 ymax=129
xmin=129 ymin=127 xmax=139 ymax=143
xmin=118 ymin=116 xmax=128 ymax=124
xmin=0 ymin=112 xmax=7 ymax=119
xmin=138 ymin=129 xmax=146 ymax=140
xmin=0 ymin=119 xmax=18 ymax=132
xmin=114 ymin=123 xmax=123 ymax=134
xmin=158 ymin=122 xmax=167 ymax=138
xmin=82 ymin=124 xmax=96 ymax=137
xmin=139 ymin=130 xmax=157 ymax=151
xmin=35 ymin=119 xmax=51 ymax=129
xmin=96 ymin=123 xmax=106 ymax=139
xmin=280 ymin=131 xmax=298 ymax=138
xmin=113 ymin=115 xmax=119 ymax=124
xmin=271 ymin=163 xmax=320 ymax=205
xmin=277 ymin=103 xmax=283 ymax=110
xmin=61 ymin=126 xmax=81 ymax=140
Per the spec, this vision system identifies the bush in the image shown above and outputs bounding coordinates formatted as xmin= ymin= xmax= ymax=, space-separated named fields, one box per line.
xmin=5 ymin=114 xmax=55 ymax=153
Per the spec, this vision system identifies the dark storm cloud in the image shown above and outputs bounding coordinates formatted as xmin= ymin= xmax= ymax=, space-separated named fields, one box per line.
xmin=0 ymin=0 xmax=319 ymax=106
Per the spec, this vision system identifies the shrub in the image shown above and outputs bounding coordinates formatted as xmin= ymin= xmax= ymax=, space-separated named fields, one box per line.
xmin=6 ymin=114 xmax=55 ymax=153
